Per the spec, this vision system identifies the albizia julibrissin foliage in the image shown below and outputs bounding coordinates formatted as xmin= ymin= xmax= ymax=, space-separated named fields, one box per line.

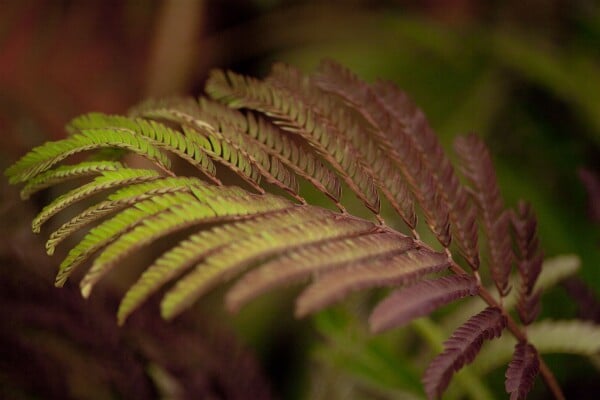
xmin=5 ymin=60 xmax=561 ymax=399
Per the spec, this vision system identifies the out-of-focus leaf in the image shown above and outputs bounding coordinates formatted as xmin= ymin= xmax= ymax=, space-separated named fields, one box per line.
xmin=312 ymin=308 xmax=424 ymax=395
xmin=473 ymin=320 xmax=600 ymax=374
xmin=489 ymin=32 xmax=600 ymax=143
xmin=443 ymin=255 xmax=580 ymax=330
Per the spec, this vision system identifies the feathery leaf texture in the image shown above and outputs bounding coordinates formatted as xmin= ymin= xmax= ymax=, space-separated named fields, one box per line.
xmin=505 ymin=343 xmax=540 ymax=400
xmin=512 ymin=201 xmax=543 ymax=325
xmin=371 ymin=79 xmax=479 ymax=263
xmin=45 ymin=175 xmax=204 ymax=254
xmin=133 ymin=97 xmax=342 ymax=203
xmin=455 ymin=134 xmax=513 ymax=296
xmin=206 ymin=68 xmax=381 ymax=215
xmin=19 ymin=160 xmax=123 ymax=200
xmin=199 ymin=99 xmax=342 ymax=202
xmin=443 ymin=254 xmax=579 ymax=332
xmin=68 ymin=112 xmax=220 ymax=183
xmin=226 ymin=232 xmax=417 ymax=313
xmin=160 ymin=213 xmax=378 ymax=320
xmin=370 ymin=275 xmax=479 ymax=333
xmin=293 ymin=248 xmax=451 ymax=318
xmin=80 ymin=183 xmax=293 ymax=298
xmin=269 ymin=62 xmax=414 ymax=227
xmin=5 ymin=60 xmax=556 ymax=399
xmin=130 ymin=98 xmax=304 ymax=199
xmin=117 ymin=207 xmax=325 ymax=324
xmin=422 ymin=307 xmax=507 ymax=399
xmin=55 ymin=191 xmax=199 ymax=287
xmin=33 ymin=168 xmax=162 ymax=234
xmin=5 ymin=128 xmax=172 ymax=184
xmin=314 ymin=60 xmax=478 ymax=251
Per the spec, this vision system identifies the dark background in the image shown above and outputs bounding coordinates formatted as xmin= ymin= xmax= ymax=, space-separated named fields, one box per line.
xmin=1 ymin=1 xmax=599 ymax=399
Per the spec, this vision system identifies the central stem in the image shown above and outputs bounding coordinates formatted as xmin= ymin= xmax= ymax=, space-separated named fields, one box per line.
xmin=448 ymin=260 xmax=565 ymax=400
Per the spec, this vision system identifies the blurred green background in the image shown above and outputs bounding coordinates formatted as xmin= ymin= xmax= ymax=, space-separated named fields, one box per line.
xmin=1 ymin=1 xmax=599 ymax=399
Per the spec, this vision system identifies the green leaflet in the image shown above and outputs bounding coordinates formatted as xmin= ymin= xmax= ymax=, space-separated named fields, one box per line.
xmin=312 ymin=308 xmax=425 ymax=397
xmin=226 ymin=232 xmax=417 ymax=313
xmin=45 ymin=176 xmax=219 ymax=254
xmin=54 ymin=191 xmax=199 ymax=287
xmin=117 ymin=206 xmax=325 ymax=324
xmin=19 ymin=160 xmax=123 ymax=200
xmin=199 ymin=97 xmax=341 ymax=202
xmin=33 ymin=169 xmax=162 ymax=234
xmin=160 ymin=213 xmax=377 ymax=319
xmin=194 ymin=101 xmax=302 ymax=199
xmin=135 ymin=102 xmax=304 ymax=200
xmin=68 ymin=113 xmax=220 ymax=183
xmin=80 ymin=188 xmax=293 ymax=298
xmin=128 ymin=103 xmax=264 ymax=192
xmin=472 ymin=320 xmax=600 ymax=374
xmin=181 ymin=126 xmax=263 ymax=193
xmin=206 ymin=119 xmax=301 ymax=199
xmin=138 ymin=99 xmax=316 ymax=202
xmin=243 ymin=112 xmax=342 ymax=202
xmin=135 ymin=102 xmax=281 ymax=182
xmin=5 ymin=129 xmax=171 ymax=184
xmin=206 ymin=69 xmax=381 ymax=214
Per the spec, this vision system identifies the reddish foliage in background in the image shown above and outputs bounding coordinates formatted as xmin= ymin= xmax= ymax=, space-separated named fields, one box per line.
xmin=0 ymin=0 xmax=154 ymax=151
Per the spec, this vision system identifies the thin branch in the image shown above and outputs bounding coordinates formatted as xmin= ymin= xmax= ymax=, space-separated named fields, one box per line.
xmin=448 ymin=260 xmax=565 ymax=400
xmin=378 ymin=223 xmax=564 ymax=398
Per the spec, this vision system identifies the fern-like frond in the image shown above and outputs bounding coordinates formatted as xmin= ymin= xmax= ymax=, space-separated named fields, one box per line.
xmin=455 ymin=134 xmax=513 ymax=296
xmin=443 ymin=255 xmax=580 ymax=332
xmin=370 ymin=77 xmax=478 ymax=264
xmin=271 ymin=63 xmax=416 ymax=228
xmin=226 ymin=232 xmax=417 ymax=313
xmin=126 ymin=101 xmax=264 ymax=192
xmin=5 ymin=60 xmax=568 ymax=400
xmin=194 ymin=99 xmax=300 ymax=198
xmin=180 ymin=125 xmax=264 ymax=192
xmin=505 ymin=342 xmax=539 ymax=400
xmin=512 ymin=201 xmax=543 ymax=325
xmin=244 ymin=111 xmax=342 ymax=202
xmin=131 ymin=98 xmax=301 ymax=199
xmin=80 ymin=186 xmax=293 ymax=298
xmin=33 ymin=168 xmax=162 ymax=234
xmin=370 ymin=80 xmax=458 ymax=249
xmin=422 ymin=307 xmax=506 ymax=399
xmin=294 ymin=248 xmax=450 ymax=318
xmin=54 ymin=191 xmax=198 ymax=286
xmin=160 ymin=211 xmax=378 ymax=319
xmin=5 ymin=129 xmax=171 ymax=184
xmin=316 ymin=62 xmax=458 ymax=244
xmin=314 ymin=60 xmax=464 ymax=247
xmin=312 ymin=60 xmax=397 ymax=152
xmin=370 ymin=275 xmax=479 ymax=333
xmin=206 ymin=68 xmax=381 ymax=215
xmin=45 ymin=176 xmax=209 ymax=254
xmin=19 ymin=160 xmax=123 ymax=200
xmin=199 ymin=99 xmax=342 ymax=203
xmin=209 ymin=112 xmax=310 ymax=201
xmin=68 ymin=113 xmax=221 ymax=184
xmin=117 ymin=207 xmax=324 ymax=324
